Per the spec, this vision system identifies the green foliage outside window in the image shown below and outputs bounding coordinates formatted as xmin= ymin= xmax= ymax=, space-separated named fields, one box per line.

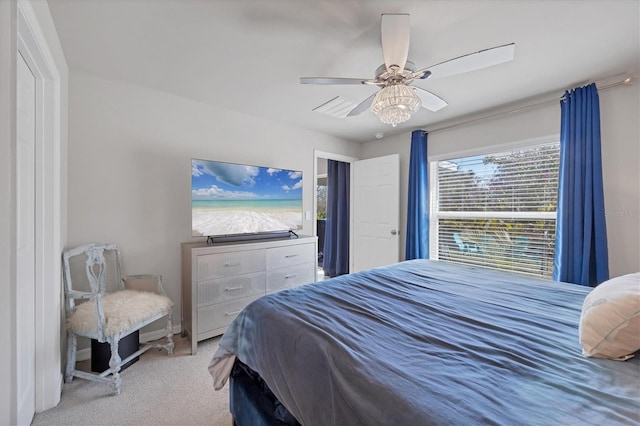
xmin=436 ymin=143 xmax=560 ymax=279
xmin=317 ymin=185 xmax=327 ymax=219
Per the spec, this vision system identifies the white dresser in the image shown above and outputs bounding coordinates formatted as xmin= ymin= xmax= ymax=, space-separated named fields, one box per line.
xmin=181 ymin=236 xmax=317 ymax=354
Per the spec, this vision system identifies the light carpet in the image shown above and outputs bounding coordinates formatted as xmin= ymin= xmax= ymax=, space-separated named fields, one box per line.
xmin=32 ymin=335 xmax=232 ymax=426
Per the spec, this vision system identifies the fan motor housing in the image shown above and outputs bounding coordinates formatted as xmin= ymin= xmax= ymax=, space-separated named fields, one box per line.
xmin=375 ymin=61 xmax=423 ymax=85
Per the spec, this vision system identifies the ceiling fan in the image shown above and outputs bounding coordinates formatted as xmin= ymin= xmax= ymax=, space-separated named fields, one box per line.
xmin=300 ymin=13 xmax=515 ymax=127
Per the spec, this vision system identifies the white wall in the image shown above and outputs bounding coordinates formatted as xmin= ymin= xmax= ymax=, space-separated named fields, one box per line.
xmin=599 ymin=83 xmax=640 ymax=276
xmin=67 ymin=70 xmax=360 ymax=338
xmin=361 ymin=84 xmax=640 ymax=278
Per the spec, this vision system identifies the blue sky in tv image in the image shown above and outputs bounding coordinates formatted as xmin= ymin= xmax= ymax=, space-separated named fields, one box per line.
xmin=192 ymin=159 xmax=302 ymax=201
xmin=191 ymin=159 xmax=303 ymax=237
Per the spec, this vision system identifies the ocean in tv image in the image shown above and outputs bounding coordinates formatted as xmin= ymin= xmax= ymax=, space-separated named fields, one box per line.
xmin=192 ymin=159 xmax=303 ymax=237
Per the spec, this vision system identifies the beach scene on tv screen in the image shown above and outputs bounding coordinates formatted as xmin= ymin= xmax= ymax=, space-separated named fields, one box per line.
xmin=192 ymin=159 xmax=303 ymax=237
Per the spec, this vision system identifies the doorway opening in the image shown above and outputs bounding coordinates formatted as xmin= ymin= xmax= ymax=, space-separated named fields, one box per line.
xmin=316 ymin=167 xmax=327 ymax=280
xmin=313 ymin=151 xmax=357 ymax=281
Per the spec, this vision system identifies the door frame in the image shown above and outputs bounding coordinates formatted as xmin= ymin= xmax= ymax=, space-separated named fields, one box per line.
xmin=313 ymin=150 xmax=358 ymax=274
xmin=17 ymin=0 xmax=63 ymax=413
xmin=16 ymin=44 xmax=37 ymax=426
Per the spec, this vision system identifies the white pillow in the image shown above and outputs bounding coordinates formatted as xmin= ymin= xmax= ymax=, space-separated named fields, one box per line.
xmin=579 ymin=272 xmax=640 ymax=360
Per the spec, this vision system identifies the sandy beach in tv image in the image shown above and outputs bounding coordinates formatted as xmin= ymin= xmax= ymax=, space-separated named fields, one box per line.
xmin=192 ymin=159 xmax=303 ymax=237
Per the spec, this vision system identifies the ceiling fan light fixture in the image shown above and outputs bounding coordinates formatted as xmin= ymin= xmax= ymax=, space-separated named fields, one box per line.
xmin=371 ymin=84 xmax=422 ymax=127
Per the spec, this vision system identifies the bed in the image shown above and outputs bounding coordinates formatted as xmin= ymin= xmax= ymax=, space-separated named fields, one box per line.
xmin=209 ymin=259 xmax=640 ymax=425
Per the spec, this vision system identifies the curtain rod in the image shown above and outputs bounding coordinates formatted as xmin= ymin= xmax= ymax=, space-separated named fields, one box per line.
xmin=426 ymin=76 xmax=633 ymax=135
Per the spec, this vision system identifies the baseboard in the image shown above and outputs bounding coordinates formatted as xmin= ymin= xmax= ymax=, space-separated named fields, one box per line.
xmin=76 ymin=324 xmax=182 ymax=362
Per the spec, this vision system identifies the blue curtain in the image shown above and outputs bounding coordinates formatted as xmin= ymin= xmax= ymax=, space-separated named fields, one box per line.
xmin=405 ymin=130 xmax=429 ymax=260
xmin=553 ymin=83 xmax=609 ymax=286
xmin=324 ymin=159 xmax=350 ymax=277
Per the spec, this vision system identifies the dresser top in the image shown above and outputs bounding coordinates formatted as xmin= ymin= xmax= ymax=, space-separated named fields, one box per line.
xmin=182 ymin=235 xmax=316 ymax=253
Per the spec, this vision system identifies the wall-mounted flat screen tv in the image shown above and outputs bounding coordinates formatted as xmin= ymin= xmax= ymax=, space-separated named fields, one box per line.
xmin=192 ymin=158 xmax=303 ymax=239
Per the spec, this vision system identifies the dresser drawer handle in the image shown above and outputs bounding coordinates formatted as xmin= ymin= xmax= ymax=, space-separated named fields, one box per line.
xmin=284 ymin=254 xmax=297 ymax=258
xmin=224 ymin=261 xmax=241 ymax=267
xmin=285 ymin=274 xmax=298 ymax=279
xmin=225 ymin=310 xmax=242 ymax=316
xmin=224 ymin=286 xmax=243 ymax=292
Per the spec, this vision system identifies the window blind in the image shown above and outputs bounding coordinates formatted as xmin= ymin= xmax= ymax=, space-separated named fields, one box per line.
xmin=432 ymin=143 xmax=560 ymax=279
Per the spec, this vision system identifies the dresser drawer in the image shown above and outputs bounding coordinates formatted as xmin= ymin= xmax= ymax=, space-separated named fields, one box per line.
xmin=197 ymin=294 xmax=262 ymax=334
xmin=197 ymin=249 xmax=266 ymax=281
xmin=266 ymin=262 xmax=315 ymax=293
xmin=197 ymin=272 xmax=266 ymax=307
xmin=266 ymin=243 xmax=315 ymax=269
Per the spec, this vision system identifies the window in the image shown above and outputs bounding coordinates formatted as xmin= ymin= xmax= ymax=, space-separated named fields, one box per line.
xmin=430 ymin=142 xmax=560 ymax=279
xmin=316 ymin=176 xmax=327 ymax=219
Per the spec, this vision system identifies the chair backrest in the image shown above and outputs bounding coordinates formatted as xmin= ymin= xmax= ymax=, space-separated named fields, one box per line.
xmin=62 ymin=243 xmax=125 ymax=316
xmin=512 ymin=237 xmax=529 ymax=256
xmin=452 ymin=233 xmax=465 ymax=251
xmin=480 ymin=234 xmax=497 ymax=254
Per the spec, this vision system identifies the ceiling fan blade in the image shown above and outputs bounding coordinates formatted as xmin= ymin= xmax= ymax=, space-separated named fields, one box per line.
xmin=347 ymin=92 xmax=376 ymax=117
xmin=300 ymin=77 xmax=370 ymax=85
xmin=381 ymin=13 xmax=410 ymax=72
xmin=418 ymin=43 xmax=515 ymax=79
xmin=414 ymin=87 xmax=448 ymax=112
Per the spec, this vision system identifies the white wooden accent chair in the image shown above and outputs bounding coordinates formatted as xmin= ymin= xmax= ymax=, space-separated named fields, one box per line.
xmin=63 ymin=243 xmax=174 ymax=395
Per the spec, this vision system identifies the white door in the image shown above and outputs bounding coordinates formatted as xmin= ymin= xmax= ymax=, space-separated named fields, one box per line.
xmin=16 ymin=52 xmax=36 ymax=426
xmin=351 ymin=154 xmax=400 ymax=273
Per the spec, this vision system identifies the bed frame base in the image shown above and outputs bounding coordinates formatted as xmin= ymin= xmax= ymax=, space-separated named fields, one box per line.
xmin=229 ymin=360 xmax=299 ymax=426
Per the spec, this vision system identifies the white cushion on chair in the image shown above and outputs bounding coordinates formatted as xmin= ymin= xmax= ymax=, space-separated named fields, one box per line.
xmin=67 ymin=289 xmax=173 ymax=337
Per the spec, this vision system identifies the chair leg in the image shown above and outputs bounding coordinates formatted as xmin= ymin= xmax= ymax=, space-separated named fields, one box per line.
xmin=165 ymin=312 xmax=174 ymax=356
xmin=108 ymin=337 xmax=123 ymax=395
xmin=65 ymin=331 xmax=77 ymax=383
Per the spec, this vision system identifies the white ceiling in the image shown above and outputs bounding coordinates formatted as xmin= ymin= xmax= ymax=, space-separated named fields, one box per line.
xmin=47 ymin=0 xmax=639 ymax=143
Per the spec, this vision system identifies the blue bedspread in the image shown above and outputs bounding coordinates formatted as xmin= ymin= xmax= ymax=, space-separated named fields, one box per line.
xmin=209 ymin=260 xmax=639 ymax=425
